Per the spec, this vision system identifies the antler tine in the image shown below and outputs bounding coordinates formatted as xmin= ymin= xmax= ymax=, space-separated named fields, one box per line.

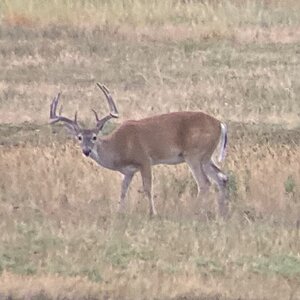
xmin=91 ymin=109 xmax=100 ymax=122
xmin=96 ymin=82 xmax=119 ymax=118
xmin=50 ymin=92 xmax=60 ymax=121
xmin=74 ymin=111 xmax=78 ymax=123
xmin=49 ymin=92 xmax=79 ymax=131
xmin=92 ymin=108 xmax=113 ymax=130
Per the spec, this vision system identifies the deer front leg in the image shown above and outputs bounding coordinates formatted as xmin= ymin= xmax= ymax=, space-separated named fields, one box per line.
xmin=119 ymin=173 xmax=134 ymax=213
xmin=140 ymin=164 xmax=157 ymax=216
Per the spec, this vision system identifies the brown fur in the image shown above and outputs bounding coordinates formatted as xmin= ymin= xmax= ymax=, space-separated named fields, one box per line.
xmin=50 ymin=87 xmax=228 ymax=217
xmin=103 ymin=112 xmax=221 ymax=169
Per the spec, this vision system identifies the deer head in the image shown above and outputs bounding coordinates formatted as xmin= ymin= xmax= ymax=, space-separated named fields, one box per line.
xmin=49 ymin=83 xmax=119 ymax=157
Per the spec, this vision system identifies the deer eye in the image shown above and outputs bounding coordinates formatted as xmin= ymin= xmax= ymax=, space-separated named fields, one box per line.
xmin=92 ymin=135 xmax=97 ymax=141
xmin=78 ymin=135 xmax=82 ymax=141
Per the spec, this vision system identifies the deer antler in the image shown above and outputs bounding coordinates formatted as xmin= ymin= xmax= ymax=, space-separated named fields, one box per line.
xmin=49 ymin=93 xmax=80 ymax=132
xmin=93 ymin=83 xmax=119 ymax=130
xmin=97 ymin=83 xmax=119 ymax=118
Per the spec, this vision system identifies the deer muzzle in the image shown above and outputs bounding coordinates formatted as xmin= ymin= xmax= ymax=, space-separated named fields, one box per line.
xmin=83 ymin=149 xmax=91 ymax=157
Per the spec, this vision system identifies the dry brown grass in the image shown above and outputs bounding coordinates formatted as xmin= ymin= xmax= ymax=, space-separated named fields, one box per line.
xmin=2 ymin=123 xmax=300 ymax=216
xmin=0 ymin=272 xmax=101 ymax=300
xmin=0 ymin=1 xmax=300 ymax=299
xmin=0 ymin=126 xmax=299 ymax=299
xmin=0 ymin=270 xmax=296 ymax=300
xmin=1 ymin=0 xmax=300 ymax=45
xmin=0 ymin=26 xmax=299 ymax=128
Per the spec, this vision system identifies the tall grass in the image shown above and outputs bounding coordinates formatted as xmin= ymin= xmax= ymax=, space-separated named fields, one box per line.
xmin=0 ymin=121 xmax=299 ymax=299
xmin=0 ymin=137 xmax=299 ymax=299
xmin=1 ymin=1 xmax=300 ymax=299
xmin=1 ymin=0 xmax=300 ymax=28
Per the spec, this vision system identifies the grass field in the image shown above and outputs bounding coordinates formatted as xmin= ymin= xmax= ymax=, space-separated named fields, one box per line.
xmin=0 ymin=1 xmax=300 ymax=299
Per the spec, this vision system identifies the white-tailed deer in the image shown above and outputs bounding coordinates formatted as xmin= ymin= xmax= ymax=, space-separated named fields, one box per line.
xmin=50 ymin=83 xmax=228 ymax=217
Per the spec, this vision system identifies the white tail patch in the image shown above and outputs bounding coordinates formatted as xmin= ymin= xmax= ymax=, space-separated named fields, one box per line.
xmin=218 ymin=123 xmax=227 ymax=162
xmin=218 ymin=172 xmax=228 ymax=181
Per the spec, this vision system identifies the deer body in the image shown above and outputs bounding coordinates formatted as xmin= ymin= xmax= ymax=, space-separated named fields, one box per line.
xmin=92 ymin=112 xmax=219 ymax=169
xmin=50 ymin=84 xmax=228 ymax=217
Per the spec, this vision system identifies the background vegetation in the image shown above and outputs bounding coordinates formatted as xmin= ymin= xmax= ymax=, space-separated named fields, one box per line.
xmin=0 ymin=1 xmax=299 ymax=299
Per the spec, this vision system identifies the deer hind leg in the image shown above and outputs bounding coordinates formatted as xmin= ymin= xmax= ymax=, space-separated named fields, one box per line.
xmin=140 ymin=164 xmax=157 ymax=216
xmin=186 ymin=159 xmax=211 ymax=198
xmin=203 ymin=160 xmax=228 ymax=217
xmin=119 ymin=172 xmax=135 ymax=213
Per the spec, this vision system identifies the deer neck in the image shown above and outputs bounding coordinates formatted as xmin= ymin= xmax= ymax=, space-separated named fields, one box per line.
xmin=89 ymin=137 xmax=118 ymax=171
